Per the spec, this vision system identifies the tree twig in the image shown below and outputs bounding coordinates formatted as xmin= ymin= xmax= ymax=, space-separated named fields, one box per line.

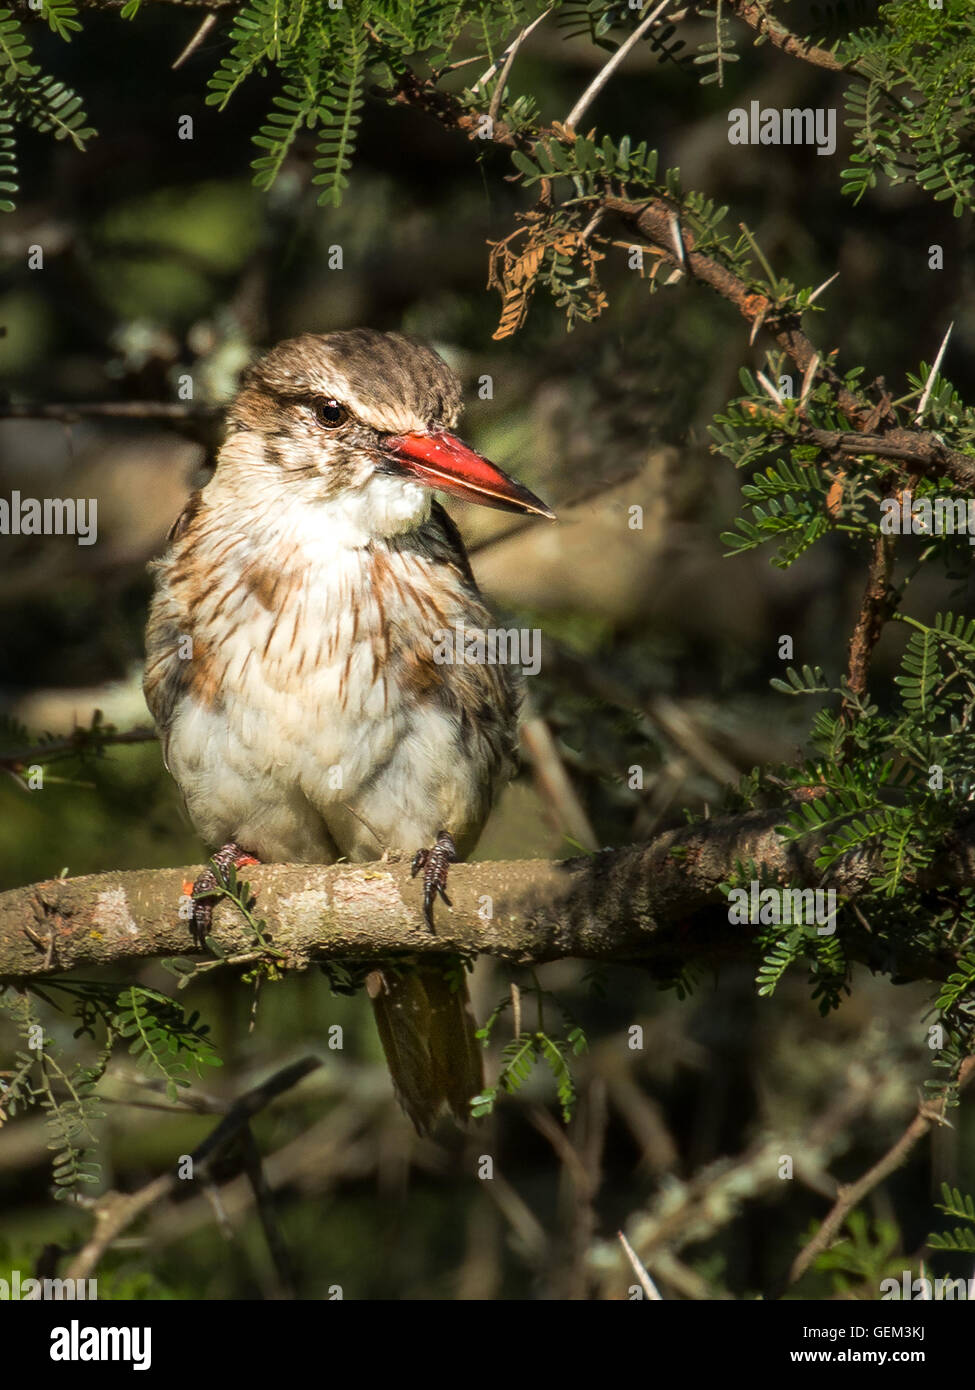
xmin=778 ymin=1055 xmax=975 ymax=1296
xmin=0 ymin=401 xmax=219 ymax=423
xmin=595 ymin=1055 xmax=882 ymax=1296
xmin=843 ymin=531 xmax=895 ymax=712
xmin=519 ymin=705 xmax=600 ymax=852
xmin=728 ymin=0 xmax=848 ymax=72
xmin=384 ymin=76 xmax=975 ymax=494
xmin=0 ymin=725 xmax=158 ymax=774
xmin=63 ymin=1056 xmax=321 ymax=1282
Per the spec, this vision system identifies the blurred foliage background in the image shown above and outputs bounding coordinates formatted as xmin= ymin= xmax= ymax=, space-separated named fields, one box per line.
xmin=1 ymin=1 xmax=973 ymax=1300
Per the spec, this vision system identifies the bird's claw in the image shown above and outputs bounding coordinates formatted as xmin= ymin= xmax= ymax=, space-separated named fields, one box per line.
xmin=411 ymin=830 xmax=457 ymax=930
xmin=189 ymin=841 xmax=259 ymax=950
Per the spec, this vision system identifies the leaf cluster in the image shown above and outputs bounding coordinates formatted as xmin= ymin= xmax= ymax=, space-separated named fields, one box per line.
xmin=714 ymin=354 xmax=975 ymax=569
xmin=473 ymin=979 xmax=588 ymax=1121
xmin=928 ymin=1183 xmax=975 ymax=1254
xmin=730 ymin=607 xmax=975 ymax=1088
xmin=0 ymin=977 xmax=221 ymax=1196
xmin=0 ymin=4 xmax=93 ymax=212
xmin=836 ymin=0 xmax=975 ymax=216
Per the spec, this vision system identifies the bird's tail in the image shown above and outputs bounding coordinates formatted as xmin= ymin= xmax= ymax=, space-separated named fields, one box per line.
xmin=367 ymin=961 xmax=484 ymax=1134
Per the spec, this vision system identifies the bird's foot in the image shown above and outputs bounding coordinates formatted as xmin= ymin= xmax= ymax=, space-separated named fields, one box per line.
xmin=190 ymin=842 xmax=260 ymax=950
xmin=411 ymin=830 xmax=457 ymax=931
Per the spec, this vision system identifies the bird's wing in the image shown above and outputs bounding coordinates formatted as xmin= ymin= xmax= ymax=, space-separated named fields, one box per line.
xmin=165 ymin=488 xmax=204 ymax=546
xmin=143 ymin=490 xmax=206 ymax=768
xmin=425 ymin=500 xmax=481 ymax=593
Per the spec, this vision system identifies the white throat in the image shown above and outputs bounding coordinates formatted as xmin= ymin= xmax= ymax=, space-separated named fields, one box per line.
xmin=323 ymin=471 xmax=434 ymax=546
xmin=212 ymin=449 xmax=434 ymax=553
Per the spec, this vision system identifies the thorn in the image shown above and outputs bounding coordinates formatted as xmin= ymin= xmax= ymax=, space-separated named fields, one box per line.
xmin=580 ymin=208 xmax=604 ymax=244
xmin=916 ymin=322 xmax=954 ymax=425
xmin=668 ymin=212 xmax=685 ymax=266
xmin=172 ymin=12 xmax=217 ymax=70
xmin=756 ymin=370 xmax=784 ymax=407
xmin=799 ymin=353 xmax=821 ymax=412
xmin=807 ymin=271 xmax=839 ymax=306
xmin=618 ymin=1230 xmax=663 ymax=1299
xmin=564 ymin=0 xmax=671 ymax=131
xmin=470 ymin=5 xmax=554 ymax=96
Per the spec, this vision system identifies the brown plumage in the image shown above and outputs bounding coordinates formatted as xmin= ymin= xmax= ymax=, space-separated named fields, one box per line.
xmin=143 ymin=329 xmax=554 ymax=1132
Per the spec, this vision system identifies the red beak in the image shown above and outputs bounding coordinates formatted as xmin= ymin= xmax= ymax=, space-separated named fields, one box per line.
xmin=382 ymin=430 xmax=556 ymax=520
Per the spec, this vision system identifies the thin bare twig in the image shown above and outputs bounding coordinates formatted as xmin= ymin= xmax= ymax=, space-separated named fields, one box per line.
xmin=0 ymin=401 xmax=219 ymax=423
xmin=779 ymin=1056 xmax=975 ymax=1296
xmin=239 ymin=1124 xmax=296 ymax=1297
xmin=519 ymin=705 xmax=600 ymax=852
xmin=646 ymin=694 xmax=741 ymax=788
xmin=530 ymin=1089 xmax=606 ymax=1299
xmin=0 ymin=726 xmax=158 ymax=776
xmin=63 ymin=1057 xmax=321 ymax=1282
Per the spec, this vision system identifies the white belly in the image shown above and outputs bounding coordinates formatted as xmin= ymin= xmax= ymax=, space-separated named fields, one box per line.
xmin=158 ymin=542 xmax=505 ymax=863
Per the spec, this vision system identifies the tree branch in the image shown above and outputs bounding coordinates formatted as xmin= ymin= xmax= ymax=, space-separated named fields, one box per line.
xmin=597 ymin=1051 xmax=886 ymax=1297
xmin=777 ymin=1054 xmax=975 ymax=1297
xmin=384 ymin=75 xmax=975 ymax=494
xmin=843 ymin=530 xmax=895 ymax=713
xmin=728 ymin=0 xmax=848 ymax=72
xmin=603 ymin=196 xmax=975 ymax=488
xmin=0 ymin=725 xmax=158 ymax=775
xmin=11 ymin=0 xmax=239 ymax=10
xmin=63 ymin=1056 xmax=321 ymax=1283
xmin=2 ymin=811 xmax=970 ymax=983
xmin=0 ymin=401 xmax=219 ymax=423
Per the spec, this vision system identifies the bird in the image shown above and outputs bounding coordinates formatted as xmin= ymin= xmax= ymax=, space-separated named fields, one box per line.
xmin=143 ymin=328 xmax=555 ymax=1133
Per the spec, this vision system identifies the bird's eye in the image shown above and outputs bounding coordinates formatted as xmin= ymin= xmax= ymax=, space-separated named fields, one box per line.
xmin=312 ymin=397 xmax=347 ymax=428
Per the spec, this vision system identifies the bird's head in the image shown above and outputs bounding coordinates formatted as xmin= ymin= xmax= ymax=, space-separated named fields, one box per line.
xmin=224 ymin=329 xmax=555 ymax=541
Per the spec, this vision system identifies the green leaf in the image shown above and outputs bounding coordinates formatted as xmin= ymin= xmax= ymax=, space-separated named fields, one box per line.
xmin=312 ymin=28 xmax=366 ymax=208
xmin=251 ymin=81 xmax=315 ymax=190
